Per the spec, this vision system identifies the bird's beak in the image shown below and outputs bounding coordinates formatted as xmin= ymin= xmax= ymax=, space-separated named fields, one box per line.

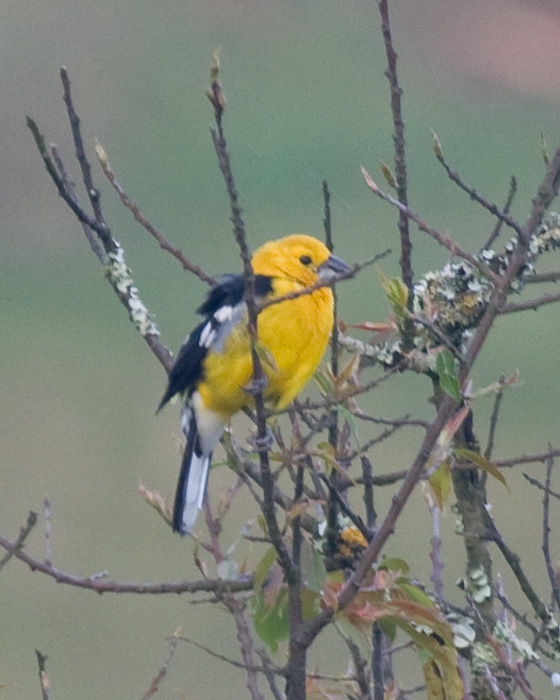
xmin=318 ymin=254 xmax=352 ymax=282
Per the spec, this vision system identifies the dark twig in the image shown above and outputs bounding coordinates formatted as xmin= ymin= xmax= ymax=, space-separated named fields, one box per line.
xmin=207 ymin=54 xmax=294 ymax=581
xmin=522 ymin=472 xmax=560 ymax=500
xmin=484 ymin=376 xmax=505 ymax=459
xmin=361 ymin=456 xmax=376 ymax=532
xmin=500 ymin=290 xmax=560 ymax=314
xmin=376 ymin=0 xmax=413 ymax=299
xmin=230 ymin=601 xmax=266 ymax=700
xmin=488 ymin=519 xmax=560 ymax=650
xmin=483 ymin=176 xmax=518 ymax=250
xmin=432 ymin=137 xmax=524 ymax=239
xmin=372 ymin=624 xmax=385 ymax=700
xmin=35 ymin=650 xmax=51 ymax=700
xmin=319 ymin=474 xmax=370 ymax=542
xmin=496 ymin=448 xmax=560 ymax=469
xmin=542 ymin=448 xmax=560 ymax=609
xmin=43 ymin=497 xmax=52 ymax=567
xmin=140 ymin=630 xmax=180 ymax=700
xmin=0 ymin=511 xmax=37 ymax=573
xmin=525 ymin=270 xmax=560 ymax=284
xmin=60 ymin=67 xmax=108 ymax=234
xmin=95 ymin=142 xmax=216 ymax=286
xmin=361 ymin=166 xmax=499 ymax=282
xmin=323 ymin=180 xmax=339 ymax=453
xmin=28 ymin=76 xmax=174 ymax=372
xmin=176 ymin=635 xmax=286 ymax=677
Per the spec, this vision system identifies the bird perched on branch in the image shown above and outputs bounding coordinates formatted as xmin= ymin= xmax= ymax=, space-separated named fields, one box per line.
xmin=158 ymin=234 xmax=350 ymax=535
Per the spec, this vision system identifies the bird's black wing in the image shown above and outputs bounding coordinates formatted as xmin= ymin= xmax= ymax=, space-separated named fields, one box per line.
xmin=157 ymin=274 xmax=273 ymax=412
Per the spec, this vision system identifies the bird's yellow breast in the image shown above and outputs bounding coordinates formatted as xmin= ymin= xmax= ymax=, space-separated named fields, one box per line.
xmin=198 ymin=284 xmax=334 ymax=416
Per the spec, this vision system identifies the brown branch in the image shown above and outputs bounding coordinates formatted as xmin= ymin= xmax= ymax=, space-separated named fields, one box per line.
xmin=495 ymin=448 xmax=560 ymax=469
xmin=361 ymin=166 xmax=499 ymax=282
xmin=230 ymin=600 xmax=266 ymax=700
xmin=35 ymin=650 xmax=51 ymax=700
xmin=500 ymin=290 xmax=560 ymax=314
xmin=206 ymin=54 xmax=294 ymax=583
xmin=0 ymin=511 xmax=37 ymax=573
xmin=377 ymin=0 xmax=413 ymax=298
xmin=0 ymin=532 xmax=252 ymax=594
xmin=522 ymin=472 xmax=560 ymax=500
xmin=525 ymin=270 xmax=560 ymax=284
xmin=484 ymin=376 xmax=505 ymax=460
xmin=140 ymin=630 xmax=180 ymax=700
xmin=432 ymin=136 xmax=524 ymax=239
xmin=542 ymin=449 xmax=560 ymax=610
xmin=28 ymin=74 xmax=174 ymax=373
xmin=483 ymin=176 xmax=518 ymax=250
xmin=95 ymin=141 xmax=216 ymax=286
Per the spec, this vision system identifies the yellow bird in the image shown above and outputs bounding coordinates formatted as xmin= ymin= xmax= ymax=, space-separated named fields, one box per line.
xmin=158 ymin=234 xmax=349 ymax=534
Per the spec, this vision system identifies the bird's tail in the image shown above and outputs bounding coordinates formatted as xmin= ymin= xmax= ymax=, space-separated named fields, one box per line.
xmin=173 ymin=411 xmax=211 ymax=535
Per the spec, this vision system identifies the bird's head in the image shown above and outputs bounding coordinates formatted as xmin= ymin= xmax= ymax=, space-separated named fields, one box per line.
xmin=252 ymin=234 xmax=350 ymax=287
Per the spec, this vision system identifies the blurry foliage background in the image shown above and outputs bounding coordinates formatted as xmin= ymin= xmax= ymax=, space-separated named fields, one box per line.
xmin=2 ymin=0 xmax=560 ymax=698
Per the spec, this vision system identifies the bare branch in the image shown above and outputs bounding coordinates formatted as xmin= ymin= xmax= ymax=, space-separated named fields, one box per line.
xmin=432 ymin=135 xmax=524 ymax=239
xmin=0 ymin=511 xmax=37 ymax=573
xmin=483 ymin=176 xmax=518 ymax=250
xmin=35 ymin=650 xmax=51 ymax=700
xmin=361 ymin=166 xmax=499 ymax=282
xmin=95 ymin=142 xmax=216 ymax=286
xmin=542 ymin=449 xmax=560 ymax=609
xmin=140 ymin=630 xmax=180 ymax=700
xmin=376 ymin=0 xmax=413 ymax=298
xmin=0 ymin=531 xmax=252 ymax=594
xmin=500 ymin=290 xmax=560 ymax=314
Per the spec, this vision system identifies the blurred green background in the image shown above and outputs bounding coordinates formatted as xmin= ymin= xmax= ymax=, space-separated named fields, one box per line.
xmin=2 ymin=0 xmax=560 ymax=697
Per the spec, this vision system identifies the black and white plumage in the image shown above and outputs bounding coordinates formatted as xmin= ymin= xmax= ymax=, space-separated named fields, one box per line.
xmin=158 ymin=274 xmax=273 ymax=534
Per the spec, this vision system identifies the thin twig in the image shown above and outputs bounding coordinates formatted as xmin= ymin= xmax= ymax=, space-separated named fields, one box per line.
xmin=207 ymin=55 xmax=294 ymax=582
xmin=0 ymin=531 xmax=252 ymax=594
xmin=361 ymin=166 xmax=499 ymax=282
xmin=432 ymin=138 xmax=524 ymax=239
xmin=484 ymin=377 xmax=505 ymax=459
xmin=319 ymin=474 xmax=370 ymax=541
xmin=525 ymin=270 xmax=560 ymax=284
xmin=361 ymin=456 xmax=376 ymax=532
xmin=501 ymin=290 xmax=560 ymax=314
xmin=95 ymin=141 xmax=216 ymax=286
xmin=140 ymin=630 xmax=180 ymax=700
xmin=176 ymin=635 xmax=286 ymax=676
xmin=0 ymin=511 xmax=37 ymax=573
xmin=483 ymin=176 xmax=518 ymax=250
xmin=43 ymin=497 xmax=52 ymax=567
xmin=376 ymin=0 xmax=413 ymax=298
xmin=35 ymin=650 xmax=51 ymax=700
xmin=522 ymin=472 xmax=560 ymax=500
xmin=542 ymin=448 xmax=560 ymax=609
xmin=495 ymin=448 xmax=560 ymax=469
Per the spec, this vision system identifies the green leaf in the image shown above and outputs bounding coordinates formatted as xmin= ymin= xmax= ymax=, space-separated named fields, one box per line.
xmin=429 ymin=461 xmax=453 ymax=509
xmin=253 ymin=546 xmax=277 ymax=591
xmin=396 ymin=582 xmax=435 ymax=608
xmin=378 ymin=269 xmax=409 ymax=321
xmin=436 ymin=350 xmax=461 ymax=402
xmin=379 ymin=557 xmax=410 ymax=576
xmin=306 ymin=546 xmax=328 ymax=594
xmin=251 ymin=589 xmax=289 ymax=653
xmin=454 ymin=448 xmax=508 ymax=489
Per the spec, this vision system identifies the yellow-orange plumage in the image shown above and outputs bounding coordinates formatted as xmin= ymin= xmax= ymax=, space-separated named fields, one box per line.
xmin=159 ymin=234 xmax=349 ymax=534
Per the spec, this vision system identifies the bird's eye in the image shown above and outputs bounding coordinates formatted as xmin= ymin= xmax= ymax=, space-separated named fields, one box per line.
xmin=299 ymin=255 xmax=312 ymax=266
